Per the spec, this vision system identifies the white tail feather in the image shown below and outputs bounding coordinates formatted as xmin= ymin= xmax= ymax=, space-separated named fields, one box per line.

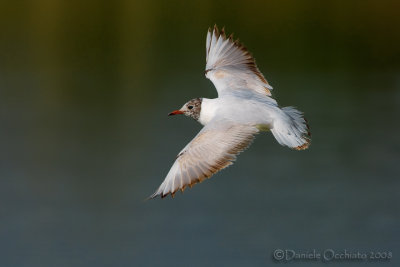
xmin=271 ymin=107 xmax=311 ymax=150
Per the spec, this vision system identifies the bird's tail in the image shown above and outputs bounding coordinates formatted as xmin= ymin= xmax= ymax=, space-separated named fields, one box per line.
xmin=270 ymin=106 xmax=311 ymax=150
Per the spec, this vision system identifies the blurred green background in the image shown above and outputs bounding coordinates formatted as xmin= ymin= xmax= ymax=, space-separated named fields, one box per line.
xmin=1 ymin=0 xmax=399 ymax=266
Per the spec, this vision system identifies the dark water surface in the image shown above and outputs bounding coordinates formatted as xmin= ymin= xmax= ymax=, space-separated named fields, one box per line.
xmin=1 ymin=1 xmax=399 ymax=266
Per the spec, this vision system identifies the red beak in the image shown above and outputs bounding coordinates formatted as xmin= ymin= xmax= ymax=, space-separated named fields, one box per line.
xmin=168 ymin=110 xmax=184 ymax=116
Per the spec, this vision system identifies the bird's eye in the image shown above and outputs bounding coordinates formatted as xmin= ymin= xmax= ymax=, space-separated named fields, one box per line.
xmin=188 ymin=105 xmax=193 ymax=110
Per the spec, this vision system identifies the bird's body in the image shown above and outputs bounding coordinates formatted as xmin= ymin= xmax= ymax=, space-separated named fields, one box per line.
xmin=199 ymin=91 xmax=277 ymax=127
xmin=150 ymin=26 xmax=311 ymax=198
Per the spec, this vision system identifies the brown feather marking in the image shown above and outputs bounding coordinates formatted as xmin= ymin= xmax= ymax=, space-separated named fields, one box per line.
xmin=214 ymin=70 xmax=226 ymax=78
xmin=294 ymin=118 xmax=311 ymax=150
xmin=213 ymin=24 xmax=219 ymax=38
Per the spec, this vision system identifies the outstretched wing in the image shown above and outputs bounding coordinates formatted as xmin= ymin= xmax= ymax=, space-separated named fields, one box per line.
xmin=205 ymin=26 xmax=273 ymax=97
xmin=150 ymin=120 xmax=259 ymax=198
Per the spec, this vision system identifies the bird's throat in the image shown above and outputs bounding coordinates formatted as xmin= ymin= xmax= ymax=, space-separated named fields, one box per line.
xmin=198 ymin=98 xmax=218 ymax=126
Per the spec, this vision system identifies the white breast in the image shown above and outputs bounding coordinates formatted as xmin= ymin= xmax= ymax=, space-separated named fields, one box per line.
xmin=198 ymin=98 xmax=219 ymax=125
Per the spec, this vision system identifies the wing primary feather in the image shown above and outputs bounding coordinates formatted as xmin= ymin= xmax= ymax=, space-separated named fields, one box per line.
xmin=205 ymin=26 xmax=273 ymax=96
xmin=149 ymin=121 xmax=259 ymax=199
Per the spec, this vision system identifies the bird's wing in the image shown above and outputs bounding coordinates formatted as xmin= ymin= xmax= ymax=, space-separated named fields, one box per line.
xmin=205 ymin=26 xmax=273 ymax=97
xmin=150 ymin=120 xmax=259 ymax=198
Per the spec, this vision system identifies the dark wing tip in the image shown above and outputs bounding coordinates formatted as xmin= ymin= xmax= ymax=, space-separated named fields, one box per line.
xmin=220 ymin=26 xmax=226 ymax=38
xmin=213 ymin=24 xmax=219 ymax=37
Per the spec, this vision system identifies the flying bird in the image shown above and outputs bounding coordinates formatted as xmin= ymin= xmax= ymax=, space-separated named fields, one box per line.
xmin=150 ymin=26 xmax=311 ymax=198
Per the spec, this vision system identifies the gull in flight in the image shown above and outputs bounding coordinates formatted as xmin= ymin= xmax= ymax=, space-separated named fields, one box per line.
xmin=150 ymin=26 xmax=311 ymax=198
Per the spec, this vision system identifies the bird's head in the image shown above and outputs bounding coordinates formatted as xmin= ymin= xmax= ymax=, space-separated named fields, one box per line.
xmin=168 ymin=98 xmax=202 ymax=121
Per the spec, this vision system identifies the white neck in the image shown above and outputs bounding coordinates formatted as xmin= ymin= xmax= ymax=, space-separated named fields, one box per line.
xmin=198 ymin=98 xmax=218 ymax=126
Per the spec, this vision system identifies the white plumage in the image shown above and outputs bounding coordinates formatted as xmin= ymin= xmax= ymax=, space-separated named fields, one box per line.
xmin=150 ymin=26 xmax=311 ymax=199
